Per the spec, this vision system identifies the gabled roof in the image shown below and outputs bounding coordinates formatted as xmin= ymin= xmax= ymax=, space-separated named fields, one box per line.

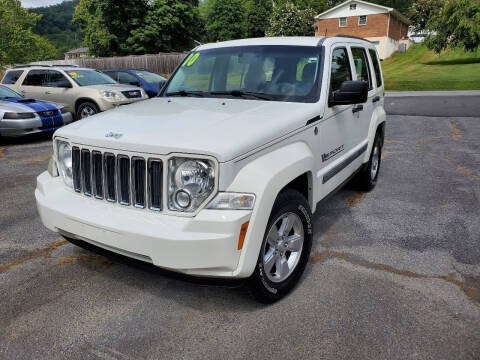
xmin=315 ymin=0 xmax=411 ymax=25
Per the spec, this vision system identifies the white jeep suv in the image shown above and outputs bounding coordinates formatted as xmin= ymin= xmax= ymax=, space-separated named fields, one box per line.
xmin=35 ymin=36 xmax=386 ymax=303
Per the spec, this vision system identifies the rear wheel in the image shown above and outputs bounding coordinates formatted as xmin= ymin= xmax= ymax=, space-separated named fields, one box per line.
xmin=353 ymin=132 xmax=382 ymax=191
xmin=76 ymin=101 xmax=99 ymax=120
xmin=248 ymin=189 xmax=313 ymax=303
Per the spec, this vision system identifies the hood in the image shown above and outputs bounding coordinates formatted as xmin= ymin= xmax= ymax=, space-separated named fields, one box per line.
xmin=85 ymin=84 xmax=143 ymax=92
xmin=55 ymin=97 xmax=320 ymax=162
xmin=1 ymin=98 xmax=60 ymax=113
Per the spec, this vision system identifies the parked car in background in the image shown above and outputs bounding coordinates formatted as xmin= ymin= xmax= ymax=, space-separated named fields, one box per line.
xmin=0 ymin=85 xmax=72 ymax=137
xmin=1 ymin=65 xmax=148 ymax=120
xmin=102 ymin=69 xmax=167 ymax=98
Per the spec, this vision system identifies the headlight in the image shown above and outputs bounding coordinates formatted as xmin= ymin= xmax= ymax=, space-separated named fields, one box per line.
xmin=207 ymin=193 xmax=255 ymax=210
xmin=168 ymin=157 xmax=215 ymax=212
xmin=3 ymin=112 xmax=35 ymax=119
xmin=56 ymin=140 xmax=73 ymax=187
xmin=100 ymin=90 xmax=123 ymax=102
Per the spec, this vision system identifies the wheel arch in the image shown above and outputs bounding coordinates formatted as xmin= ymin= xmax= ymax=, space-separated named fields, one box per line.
xmin=363 ymin=105 xmax=386 ymax=163
xmin=75 ymin=98 xmax=100 ymax=114
xmin=227 ymin=141 xmax=316 ymax=278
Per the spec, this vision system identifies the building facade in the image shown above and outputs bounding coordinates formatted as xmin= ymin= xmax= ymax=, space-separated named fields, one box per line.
xmin=315 ymin=0 xmax=411 ymax=59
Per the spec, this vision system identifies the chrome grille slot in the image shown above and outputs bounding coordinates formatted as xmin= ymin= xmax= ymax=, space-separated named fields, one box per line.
xmin=104 ymin=153 xmax=116 ymax=202
xmin=148 ymin=159 xmax=163 ymax=211
xmin=132 ymin=157 xmax=146 ymax=208
xmin=92 ymin=151 xmax=103 ymax=199
xmin=72 ymin=147 xmax=81 ymax=192
xmin=81 ymin=149 xmax=92 ymax=196
xmin=117 ymin=155 xmax=130 ymax=205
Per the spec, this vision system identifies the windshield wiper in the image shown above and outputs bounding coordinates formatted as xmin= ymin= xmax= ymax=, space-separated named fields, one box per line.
xmin=209 ymin=90 xmax=271 ymax=101
xmin=165 ymin=90 xmax=205 ymax=97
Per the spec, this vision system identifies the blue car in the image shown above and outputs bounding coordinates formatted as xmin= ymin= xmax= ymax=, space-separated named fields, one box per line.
xmin=0 ymin=85 xmax=73 ymax=137
xmin=102 ymin=69 xmax=167 ymax=98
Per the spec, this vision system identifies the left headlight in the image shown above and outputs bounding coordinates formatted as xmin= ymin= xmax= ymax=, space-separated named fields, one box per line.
xmin=168 ymin=157 xmax=215 ymax=212
xmin=56 ymin=140 xmax=73 ymax=187
xmin=100 ymin=90 xmax=123 ymax=102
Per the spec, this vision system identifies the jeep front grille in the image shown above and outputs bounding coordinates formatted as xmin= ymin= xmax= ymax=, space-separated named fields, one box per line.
xmin=72 ymin=147 xmax=162 ymax=211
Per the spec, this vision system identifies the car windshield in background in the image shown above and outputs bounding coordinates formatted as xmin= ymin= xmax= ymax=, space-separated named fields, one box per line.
xmin=165 ymin=45 xmax=322 ymax=103
xmin=135 ymin=71 xmax=165 ymax=83
xmin=0 ymin=86 xmax=22 ymax=99
xmin=66 ymin=70 xmax=117 ymax=86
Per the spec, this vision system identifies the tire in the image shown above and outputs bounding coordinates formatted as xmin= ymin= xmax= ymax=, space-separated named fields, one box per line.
xmin=76 ymin=101 xmax=99 ymax=120
xmin=248 ymin=189 xmax=313 ymax=303
xmin=353 ymin=132 xmax=382 ymax=191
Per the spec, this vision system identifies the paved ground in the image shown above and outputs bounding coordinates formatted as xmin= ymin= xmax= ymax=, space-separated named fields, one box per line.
xmin=1 ymin=96 xmax=479 ymax=359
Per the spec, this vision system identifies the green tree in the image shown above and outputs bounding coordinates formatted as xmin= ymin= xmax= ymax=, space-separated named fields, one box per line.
xmin=73 ymin=0 xmax=150 ymax=57
xmin=246 ymin=0 xmax=273 ymax=38
xmin=204 ymin=0 xmax=247 ymax=41
xmin=409 ymin=0 xmax=445 ymax=32
xmin=266 ymin=2 xmax=316 ymax=36
xmin=0 ymin=0 xmax=61 ymax=67
xmin=127 ymin=0 xmax=201 ymax=53
xmin=425 ymin=0 xmax=480 ymax=53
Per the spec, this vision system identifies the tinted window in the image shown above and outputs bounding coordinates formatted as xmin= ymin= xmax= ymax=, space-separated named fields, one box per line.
xmin=2 ymin=70 xmax=24 ymax=85
xmin=166 ymin=45 xmax=322 ymax=103
xmin=45 ymin=71 xmax=70 ymax=87
xmin=134 ymin=71 xmax=166 ymax=84
xmin=369 ymin=49 xmax=383 ymax=88
xmin=118 ymin=72 xmax=138 ymax=84
xmin=330 ymin=48 xmax=352 ymax=92
xmin=23 ymin=70 xmax=47 ymax=86
xmin=103 ymin=71 xmax=117 ymax=81
xmin=351 ymin=47 xmax=372 ymax=90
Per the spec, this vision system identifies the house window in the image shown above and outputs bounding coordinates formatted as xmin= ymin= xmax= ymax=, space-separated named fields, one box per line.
xmin=339 ymin=17 xmax=347 ymax=27
xmin=350 ymin=3 xmax=356 ymax=10
xmin=359 ymin=15 xmax=367 ymax=25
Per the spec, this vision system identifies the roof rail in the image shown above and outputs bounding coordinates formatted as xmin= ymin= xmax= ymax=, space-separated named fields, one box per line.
xmin=52 ymin=64 xmax=80 ymax=67
xmin=12 ymin=64 xmax=51 ymax=68
xmin=335 ymin=34 xmax=372 ymax=43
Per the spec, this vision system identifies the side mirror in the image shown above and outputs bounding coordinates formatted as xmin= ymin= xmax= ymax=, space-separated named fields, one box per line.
xmin=59 ymin=81 xmax=72 ymax=89
xmin=130 ymin=81 xmax=141 ymax=87
xmin=329 ymin=80 xmax=368 ymax=106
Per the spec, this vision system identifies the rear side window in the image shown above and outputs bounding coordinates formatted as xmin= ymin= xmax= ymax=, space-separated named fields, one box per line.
xmin=369 ymin=49 xmax=383 ymax=88
xmin=330 ymin=48 xmax=352 ymax=92
xmin=23 ymin=70 xmax=47 ymax=86
xmin=2 ymin=70 xmax=24 ymax=85
xmin=351 ymin=47 xmax=372 ymax=90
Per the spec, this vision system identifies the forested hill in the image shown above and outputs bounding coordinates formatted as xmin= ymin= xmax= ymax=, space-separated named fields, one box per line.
xmin=31 ymin=0 xmax=83 ymax=52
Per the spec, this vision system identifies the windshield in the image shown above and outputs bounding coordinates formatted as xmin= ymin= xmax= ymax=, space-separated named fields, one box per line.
xmin=134 ymin=71 xmax=166 ymax=84
xmin=66 ymin=69 xmax=117 ymax=86
xmin=0 ymin=86 xmax=22 ymax=99
xmin=165 ymin=45 xmax=322 ymax=103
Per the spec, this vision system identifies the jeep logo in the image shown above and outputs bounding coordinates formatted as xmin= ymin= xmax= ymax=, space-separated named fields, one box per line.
xmin=105 ymin=132 xmax=123 ymax=139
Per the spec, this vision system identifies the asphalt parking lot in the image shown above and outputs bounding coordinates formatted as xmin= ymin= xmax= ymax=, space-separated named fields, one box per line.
xmin=1 ymin=94 xmax=479 ymax=359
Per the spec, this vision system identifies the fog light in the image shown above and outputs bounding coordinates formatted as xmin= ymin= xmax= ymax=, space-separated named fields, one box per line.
xmin=175 ymin=189 xmax=192 ymax=209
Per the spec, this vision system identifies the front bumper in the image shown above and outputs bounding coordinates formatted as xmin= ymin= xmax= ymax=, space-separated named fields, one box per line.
xmin=35 ymin=171 xmax=251 ymax=277
xmin=0 ymin=112 xmax=73 ymax=137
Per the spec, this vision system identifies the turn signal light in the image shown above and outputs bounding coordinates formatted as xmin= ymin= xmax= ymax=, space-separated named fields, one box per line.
xmin=237 ymin=221 xmax=249 ymax=250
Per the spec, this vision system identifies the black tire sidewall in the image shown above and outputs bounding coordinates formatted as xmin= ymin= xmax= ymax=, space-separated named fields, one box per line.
xmin=367 ymin=135 xmax=382 ymax=187
xmin=249 ymin=189 xmax=313 ymax=303
xmin=77 ymin=102 xmax=99 ymax=120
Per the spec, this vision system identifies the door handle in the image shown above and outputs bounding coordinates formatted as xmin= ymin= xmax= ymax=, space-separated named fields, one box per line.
xmin=372 ymin=96 xmax=380 ymax=103
xmin=45 ymin=91 xmax=52 ymax=95
xmin=352 ymin=105 xmax=364 ymax=114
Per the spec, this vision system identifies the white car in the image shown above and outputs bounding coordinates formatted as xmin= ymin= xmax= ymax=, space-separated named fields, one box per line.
xmin=35 ymin=36 xmax=386 ymax=303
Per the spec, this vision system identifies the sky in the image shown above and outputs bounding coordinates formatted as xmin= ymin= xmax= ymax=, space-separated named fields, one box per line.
xmin=21 ymin=0 xmax=64 ymax=8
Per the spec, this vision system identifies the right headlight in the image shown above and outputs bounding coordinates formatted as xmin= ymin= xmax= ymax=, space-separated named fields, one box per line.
xmin=56 ymin=140 xmax=73 ymax=187
xmin=168 ymin=157 xmax=215 ymax=212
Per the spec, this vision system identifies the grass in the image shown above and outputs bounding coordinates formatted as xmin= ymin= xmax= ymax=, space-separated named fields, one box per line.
xmin=382 ymin=44 xmax=480 ymax=91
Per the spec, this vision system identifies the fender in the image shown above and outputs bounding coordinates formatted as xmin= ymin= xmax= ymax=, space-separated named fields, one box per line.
xmin=227 ymin=142 xmax=315 ymax=278
xmin=362 ymin=101 xmax=386 ymax=163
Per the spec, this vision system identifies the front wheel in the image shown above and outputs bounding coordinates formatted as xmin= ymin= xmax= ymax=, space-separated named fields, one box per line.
xmin=248 ymin=189 xmax=313 ymax=303
xmin=76 ymin=101 xmax=99 ymax=120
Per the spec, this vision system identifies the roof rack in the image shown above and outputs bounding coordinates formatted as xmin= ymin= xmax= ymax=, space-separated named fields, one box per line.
xmin=52 ymin=64 xmax=80 ymax=67
xmin=12 ymin=64 xmax=51 ymax=68
xmin=335 ymin=35 xmax=372 ymax=43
